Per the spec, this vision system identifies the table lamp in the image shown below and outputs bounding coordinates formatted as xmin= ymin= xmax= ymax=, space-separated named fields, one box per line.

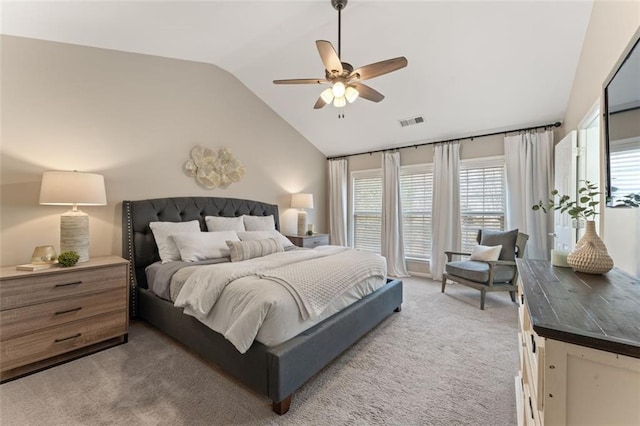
xmin=39 ymin=171 xmax=107 ymax=263
xmin=291 ymin=193 xmax=314 ymax=236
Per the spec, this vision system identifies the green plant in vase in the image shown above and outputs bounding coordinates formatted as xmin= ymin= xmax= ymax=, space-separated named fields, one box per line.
xmin=532 ymin=180 xmax=600 ymax=222
xmin=533 ymin=181 xmax=612 ymax=274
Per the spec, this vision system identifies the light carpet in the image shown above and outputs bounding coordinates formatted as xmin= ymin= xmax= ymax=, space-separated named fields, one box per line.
xmin=0 ymin=277 xmax=518 ymax=425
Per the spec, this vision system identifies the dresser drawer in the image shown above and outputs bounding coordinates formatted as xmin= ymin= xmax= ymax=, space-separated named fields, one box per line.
xmin=0 ymin=310 xmax=127 ymax=372
xmin=0 ymin=265 xmax=127 ymax=310
xmin=0 ymin=287 xmax=127 ymax=341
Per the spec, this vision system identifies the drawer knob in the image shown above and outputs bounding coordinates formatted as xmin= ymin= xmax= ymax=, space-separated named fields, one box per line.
xmin=54 ymin=307 xmax=82 ymax=316
xmin=54 ymin=280 xmax=83 ymax=288
xmin=54 ymin=333 xmax=82 ymax=343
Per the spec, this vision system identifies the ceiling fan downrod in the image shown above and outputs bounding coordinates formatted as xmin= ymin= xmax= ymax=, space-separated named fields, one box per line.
xmin=331 ymin=0 xmax=348 ymax=59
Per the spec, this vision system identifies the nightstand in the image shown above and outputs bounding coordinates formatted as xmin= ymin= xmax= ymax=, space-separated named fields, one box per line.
xmin=286 ymin=233 xmax=329 ymax=248
xmin=0 ymin=255 xmax=129 ymax=382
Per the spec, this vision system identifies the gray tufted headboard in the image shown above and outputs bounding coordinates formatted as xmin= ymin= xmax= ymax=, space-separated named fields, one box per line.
xmin=122 ymin=197 xmax=279 ymax=316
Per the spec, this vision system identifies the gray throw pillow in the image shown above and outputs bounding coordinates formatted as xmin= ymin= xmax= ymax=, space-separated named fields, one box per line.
xmin=480 ymin=229 xmax=519 ymax=261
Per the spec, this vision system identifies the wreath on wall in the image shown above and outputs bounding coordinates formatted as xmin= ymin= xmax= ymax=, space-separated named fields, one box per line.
xmin=184 ymin=145 xmax=246 ymax=189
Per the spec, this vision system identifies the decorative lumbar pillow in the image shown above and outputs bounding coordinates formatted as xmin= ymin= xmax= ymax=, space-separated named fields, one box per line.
xmin=205 ymin=216 xmax=245 ymax=232
xmin=470 ymin=244 xmax=503 ymax=262
xmin=172 ymin=231 xmax=239 ymax=262
xmin=149 ymin=220 xmax=201 ymax=263
xmin=237 ymin=230 xmax=294 ymax=248
xmin=480 ymin=229 xmax=519 ymax=261
xmin=243 ymin=215 xmax=276 ymax=231
xmin=226 ymin=238 xmax=284 ymax=262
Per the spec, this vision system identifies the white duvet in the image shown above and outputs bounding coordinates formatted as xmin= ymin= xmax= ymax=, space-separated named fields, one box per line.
xmin=174 ymin=246 xmax=387 ymax=353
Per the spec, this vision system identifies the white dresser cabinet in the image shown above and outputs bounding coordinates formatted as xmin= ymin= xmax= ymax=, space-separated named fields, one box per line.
xmin=516 ymin=260 xmax=640 ymax=426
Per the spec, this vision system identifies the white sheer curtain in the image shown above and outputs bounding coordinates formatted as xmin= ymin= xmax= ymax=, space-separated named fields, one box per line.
xmin=328 ymin=158 xmax=348 ymax=246
xmin=504 ymin=130 xmax=554 ymax=260
xmin=430 ymin=141 xmax=461 ymax=281
xmin=382 ymin=151 xmax=409 ymax=277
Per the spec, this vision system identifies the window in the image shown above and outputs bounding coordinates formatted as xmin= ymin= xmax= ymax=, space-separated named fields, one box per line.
xmin=351 ymin=170 xmax=382 ymax=253
xmin=459 ymin=157 xmax=505 ymax=252
xmin=400 ymin=165 xmax=433 ymax=260
xmin=609 ymin=139 xmax=640 ymax=205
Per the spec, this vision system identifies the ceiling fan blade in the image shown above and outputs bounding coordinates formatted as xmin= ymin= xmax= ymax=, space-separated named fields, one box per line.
xmin=273 ymin=78 xmax=327 ymax=85
xmin=316 ymin=40 xmax=343 ymax=74
xmin=314 ymin=96 xmax=328 ymax=109
xmin=351 ymin=83 xmax=385 ymax=103
xmin=349 ymin=57 xmax=408 ymax=81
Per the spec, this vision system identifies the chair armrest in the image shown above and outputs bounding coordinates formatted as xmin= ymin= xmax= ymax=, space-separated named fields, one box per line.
xmin=483 ymin=260 xmax=517 ymax=267
xmin=444 ymin=251 xmax=471 ymax=262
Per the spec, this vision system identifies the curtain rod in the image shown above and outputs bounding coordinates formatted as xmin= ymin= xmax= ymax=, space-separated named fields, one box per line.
xmin=326 ymin=121 xmax=562 ymax=161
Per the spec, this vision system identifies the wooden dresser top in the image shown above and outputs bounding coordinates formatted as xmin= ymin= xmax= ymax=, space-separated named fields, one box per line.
xmin=517 ymin=259 xmax=640 ymax=359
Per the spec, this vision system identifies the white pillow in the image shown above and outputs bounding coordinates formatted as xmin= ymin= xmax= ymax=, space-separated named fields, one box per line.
xmin=226 ymin=238 xmax=284 ymax=262
xmin=172 ymin=231 xmax=239 ymax=262
xmin=205 ymin=216 xmax=245 ymax=232
xmin=237 ymin=230 xmax=294 ymax=249
xmin=149 ymin=220 xmax=201 ymax=263
xmin=470 ymin=244 xmax=503 ymax=262
xmin=243 ymin=215 xmax=276 ymax=231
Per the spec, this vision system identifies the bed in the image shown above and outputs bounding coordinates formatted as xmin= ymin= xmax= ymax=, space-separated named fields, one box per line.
xmin=122 ymin=196 xmax=403 ymax=414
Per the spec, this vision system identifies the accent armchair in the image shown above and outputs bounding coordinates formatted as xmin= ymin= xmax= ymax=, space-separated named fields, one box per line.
xmin=441 ymin=229 xmax=529 ymax=310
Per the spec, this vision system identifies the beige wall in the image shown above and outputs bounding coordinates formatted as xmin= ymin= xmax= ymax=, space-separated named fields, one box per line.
xmin=562 ymin=1 xmax=640 ymax=275
xmin=0 ymin=36 xmax=327 ymax=267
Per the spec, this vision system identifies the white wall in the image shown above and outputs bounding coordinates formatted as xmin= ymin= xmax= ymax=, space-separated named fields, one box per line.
xmin=562 ymin=0 xmax=640 ymax=275
xmin=0 ymin=36 xmax=328 ymax=266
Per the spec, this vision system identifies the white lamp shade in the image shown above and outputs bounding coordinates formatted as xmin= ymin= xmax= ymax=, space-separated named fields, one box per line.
xmin=290 ymin=193 xmax=314 ymax=209
xmin=39 ymin=171 xmax=107 ymax=206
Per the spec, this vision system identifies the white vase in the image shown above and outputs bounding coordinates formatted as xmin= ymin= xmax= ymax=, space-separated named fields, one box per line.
xmin=566 ymin=221 xmax=613 ymax=274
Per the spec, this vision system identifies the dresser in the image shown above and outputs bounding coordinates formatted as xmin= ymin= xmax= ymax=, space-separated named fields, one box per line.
xmin=286 ymin=233 xmax=330 ymax=248
xmin=516 ymin=259 xmax=640 ymax=426
xmin=0 ymin=256 xmax=129 ymax=382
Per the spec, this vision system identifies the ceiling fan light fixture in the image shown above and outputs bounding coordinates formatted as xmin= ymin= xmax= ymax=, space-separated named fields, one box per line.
xmin=345 ymin=86 xmax=359 ymax=103
xmin=333 ymin=96 xmax=347 ymax=108
xmin=320 ymin=88 xmax=335 ymax=104
xmin=332 ymin=81 xmax=346 ymax=98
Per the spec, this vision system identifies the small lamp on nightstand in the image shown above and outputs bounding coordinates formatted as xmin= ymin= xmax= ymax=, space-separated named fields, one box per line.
xmin=39 ymin=170 xmax=107 ymax=263
xmin=291 ymin=193 xmax=314 ymax=236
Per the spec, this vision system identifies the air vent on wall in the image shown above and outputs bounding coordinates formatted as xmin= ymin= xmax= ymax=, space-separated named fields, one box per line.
xmin=399 ymin=115 xmax=425 ymax=127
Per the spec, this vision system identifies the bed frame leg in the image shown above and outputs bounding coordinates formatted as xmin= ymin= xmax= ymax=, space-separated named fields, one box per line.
xmin=394 ymin=306 xmax=402 ymax=312
xmin=272 ymin=395 xmax=292 ymax=415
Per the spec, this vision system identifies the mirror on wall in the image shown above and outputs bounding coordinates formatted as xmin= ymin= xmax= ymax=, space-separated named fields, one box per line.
xmin=604 ymin=29 xmax=640 ymax=207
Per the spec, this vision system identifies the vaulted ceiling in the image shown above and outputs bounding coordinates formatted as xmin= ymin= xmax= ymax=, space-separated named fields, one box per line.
xmin=1 ymin=1 xmax=594 ymax=157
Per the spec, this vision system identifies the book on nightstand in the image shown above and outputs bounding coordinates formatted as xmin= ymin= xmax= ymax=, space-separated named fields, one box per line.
xmin=16 ymin=263 xmax=56 ymax=271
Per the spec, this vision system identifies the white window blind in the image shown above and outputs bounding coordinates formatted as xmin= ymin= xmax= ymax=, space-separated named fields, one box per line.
xmin=400 ymin=165 xmax=433 ymax=260
xmin=609 ymin=140 xmax=640 ymax=203
xmin=352 ymin=171 xmax=382 ymax=253
xmin=459 ymin=157 xmax=505 ymax=253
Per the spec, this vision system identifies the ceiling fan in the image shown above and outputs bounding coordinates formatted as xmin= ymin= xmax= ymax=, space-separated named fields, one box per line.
xmin=273 ymin=0 xmax=408 ymax=110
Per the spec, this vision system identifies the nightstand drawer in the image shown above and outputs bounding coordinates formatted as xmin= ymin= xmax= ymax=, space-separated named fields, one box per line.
xmin=0 ymin=265 xmax=127 ymax=310
xmin=287 ymin=234 xmax=329 ymax=248
xmin=0 ymin=310 xmax=127 ymax=372
xmin=0 ymin=287 xmax=127 ymax=341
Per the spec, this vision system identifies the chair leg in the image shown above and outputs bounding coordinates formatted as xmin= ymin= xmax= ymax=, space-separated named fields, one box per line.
xmin=509 ymin=291 xmax=516 ymax=303
xmin=480 ymin=290 xmax=486 ymax=310
xmin=441 ymin=276 xmax=447 ymax=293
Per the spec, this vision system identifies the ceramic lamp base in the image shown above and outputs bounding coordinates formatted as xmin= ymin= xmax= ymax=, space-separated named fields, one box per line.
xmin=60 ymin=210 xmax=90 ymax=262
xmin=297 ymin=210 xmax=307 ymax=236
